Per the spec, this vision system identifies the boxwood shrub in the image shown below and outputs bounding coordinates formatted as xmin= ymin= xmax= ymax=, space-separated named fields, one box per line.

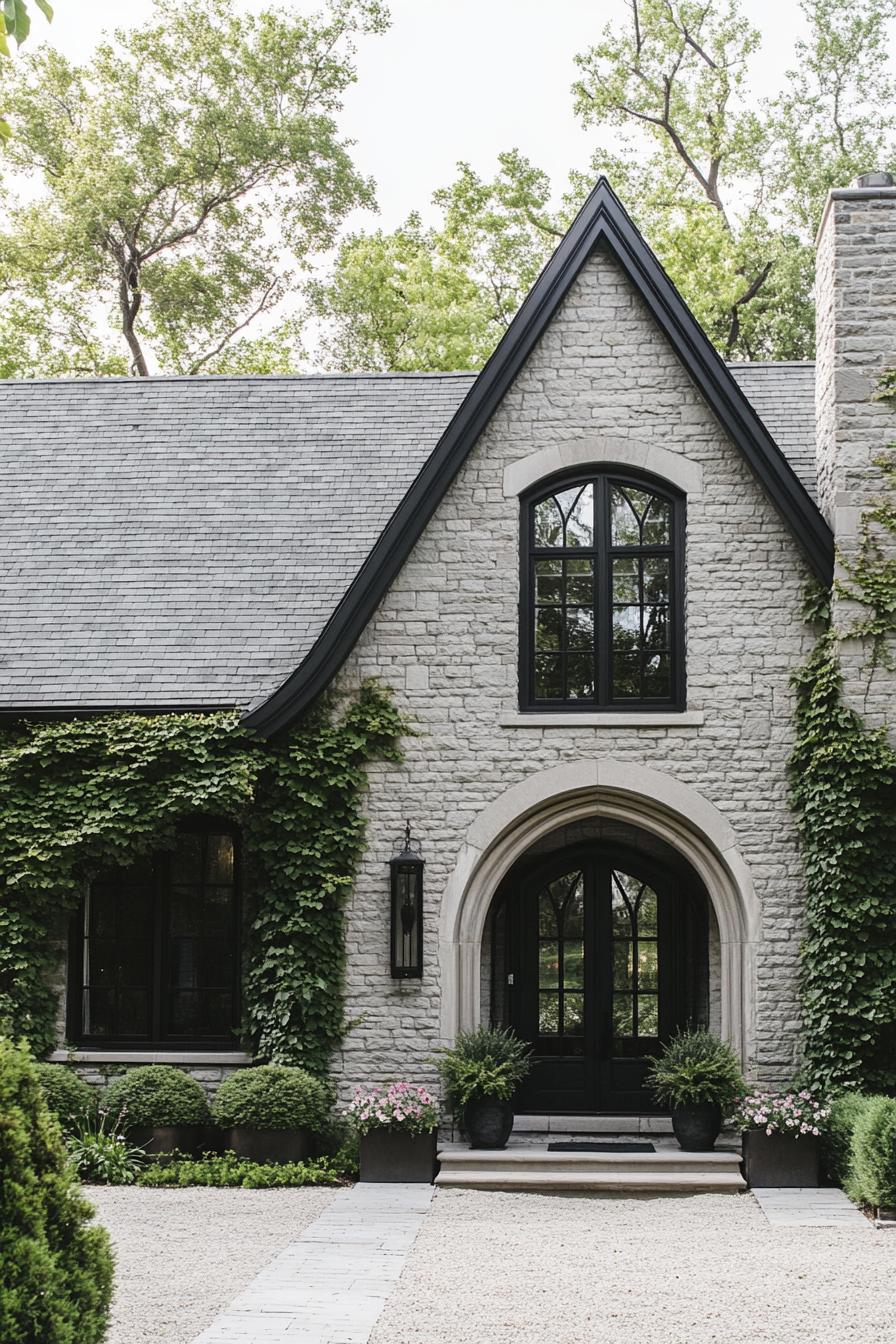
xmin=852 ymin=1096 xmax=896 ymax=1210
xmin=0 ymin=1037 xmax=113 ymax=1344
xmin=34 ymin=1064 xmax=97 ymax=1135
xmin=211 ymin=1065 xmax=331 ymax=1132
xmin=102 ymin=1065 xmax=210 ymax=1127
xmin=825 ymin=1092 xmax=896 ymax=1209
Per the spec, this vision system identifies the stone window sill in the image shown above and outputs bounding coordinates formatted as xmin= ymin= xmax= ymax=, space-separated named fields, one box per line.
xmin=499 ymin=711 xmax=705 ymax=728
xmin=49 ymin=1049 xmax=253 ymax=1066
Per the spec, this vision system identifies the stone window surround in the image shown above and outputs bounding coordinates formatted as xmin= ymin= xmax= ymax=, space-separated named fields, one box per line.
xmin=49 ymin=1049 xmax=252 ymax=1065
xmin=502 ymin=435 xmax=704 ymax=502
xmin=505 ymin=436 xmax=703 ymax=723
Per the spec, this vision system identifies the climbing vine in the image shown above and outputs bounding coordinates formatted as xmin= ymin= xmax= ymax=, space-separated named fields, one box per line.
xmin=791 ymin=372 xmax=896 ymax=1093
xmin=242 ymin=686 xmax=405 ymax=1073
xmin=0 ymin=683 xmax=405 ymax=1067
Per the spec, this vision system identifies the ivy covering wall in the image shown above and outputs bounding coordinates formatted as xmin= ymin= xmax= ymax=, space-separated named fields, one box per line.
xmin=792 ymin=376 xmax=896 ymax=1094
xmin=0 ymin=683 xmax=405 ymax=1067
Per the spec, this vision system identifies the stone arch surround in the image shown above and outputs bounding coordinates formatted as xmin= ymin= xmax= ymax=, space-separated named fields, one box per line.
xmin=438 ymin=759 xmax=759 ymax=1068
xmin=501 ymin=434 xmax=704 ymax=499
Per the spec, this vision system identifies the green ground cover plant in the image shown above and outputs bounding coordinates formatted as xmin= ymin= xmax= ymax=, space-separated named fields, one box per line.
xmin=136 ymin=1150 xmax=352 ymax=1188
xmin=0 ymin=1037 xmax=113 ymax=1344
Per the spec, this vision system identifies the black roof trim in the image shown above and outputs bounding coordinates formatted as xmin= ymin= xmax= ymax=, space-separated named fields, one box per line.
xmin=245 ymin=177 xmax=834 ymax=738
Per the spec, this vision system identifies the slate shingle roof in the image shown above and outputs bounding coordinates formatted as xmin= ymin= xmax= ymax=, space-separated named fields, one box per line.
xmin=728 ymin=362 xmax=817 ymax=499
xmin=0 ymin=363 xmax=816 ymax=712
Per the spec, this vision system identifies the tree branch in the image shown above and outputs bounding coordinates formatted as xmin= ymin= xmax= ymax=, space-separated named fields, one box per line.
xmin=186 ymin=277 xmax=281 ymax=375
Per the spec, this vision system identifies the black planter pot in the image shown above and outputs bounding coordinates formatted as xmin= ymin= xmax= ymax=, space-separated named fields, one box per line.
xmin=742 ymin=1130 xmax=820 ymax=1187
xmin=671 ymin=1104 xmax=722 ymax=1152
xmin=464 ymin=1098 xmax=514 ymax=1150
xmin=359 ymin=1129 xmax=438 ymax=1183
xmin=226 ymin=1127 xmax=313 ymax=1164
xmin=128 ymin=1124 xmax=206 ymax=1157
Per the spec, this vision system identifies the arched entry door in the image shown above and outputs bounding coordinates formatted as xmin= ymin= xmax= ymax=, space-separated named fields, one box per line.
xmin=493 ymin=845 xmax=707 ymax=1113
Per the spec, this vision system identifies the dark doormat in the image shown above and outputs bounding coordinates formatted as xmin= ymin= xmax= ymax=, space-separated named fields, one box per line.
xmin=547 ymin=1142 xmax=656 ymax=1153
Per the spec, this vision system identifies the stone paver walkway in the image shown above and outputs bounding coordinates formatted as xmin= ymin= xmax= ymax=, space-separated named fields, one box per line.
xmin=751 ymin=1186 xmax=872 ymax=1228
xmin=191 ymin=1183 xmax=433 ymax=1344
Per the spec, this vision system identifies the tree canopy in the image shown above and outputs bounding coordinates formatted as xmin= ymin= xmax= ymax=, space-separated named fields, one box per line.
xmin=0 ymin=0 xmax=53 ymax=139
xmin=317 ymin=0 xmax=896 ymax=371
xmin=0 ymin=0 xmax=387 ymax=376
xmin=1 ymin=0 xmax=894 ymax=376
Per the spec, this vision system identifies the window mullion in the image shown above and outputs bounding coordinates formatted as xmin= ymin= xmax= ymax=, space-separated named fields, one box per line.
xmin=596 ymin=476 xmax=610 ymax=706
xmin=152 ymin=857 xmax=165 ymax=1044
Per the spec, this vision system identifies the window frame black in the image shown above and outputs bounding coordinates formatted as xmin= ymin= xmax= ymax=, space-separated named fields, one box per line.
xmin=66 ymin=818 xmax=242 ymax=1050
xmin=518 ymin=467 xmax=687 ymax=713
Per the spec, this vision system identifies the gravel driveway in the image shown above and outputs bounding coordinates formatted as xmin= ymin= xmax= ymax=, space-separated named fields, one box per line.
xmin=86 ymin=1186 xmax=335 ymax=1344
xmin=370 ymin=1189 xmax=896 ymax=1344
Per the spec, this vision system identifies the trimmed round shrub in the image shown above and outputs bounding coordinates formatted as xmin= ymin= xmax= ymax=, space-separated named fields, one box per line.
xmin=0 ymin=1037 xmax=113 ymax=1344
xmin=852 ymin=1095 xmax=896 ymax=1209
xmin=34 ymin=1064 xmax=97 ymax=1136
xmin=211 ymin=1066 xmax=331 ymax=1132
xmin=102 ymin=1065 xmax=210 ymax=1127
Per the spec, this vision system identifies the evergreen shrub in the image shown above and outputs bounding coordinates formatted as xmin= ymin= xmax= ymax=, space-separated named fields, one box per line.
xmin=825 ymin=1093 xmax=896 ymax=1209
xmin=211 ymin=1065 xmax=331 ymax=1132
xmin=824 ymin=1092 xmax=872 ymax=1185
xmin=102 ymin=1065 xmax=210 ymax=1127
xmin=0 ymin=1037 xmax=113 ymax=1344
xmin=851 ymin=1096 xmax=896 ymax=1209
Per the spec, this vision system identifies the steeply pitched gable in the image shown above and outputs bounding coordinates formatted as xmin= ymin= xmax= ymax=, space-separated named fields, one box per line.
xmin=246 ymin=178 xmax=833 ymax=736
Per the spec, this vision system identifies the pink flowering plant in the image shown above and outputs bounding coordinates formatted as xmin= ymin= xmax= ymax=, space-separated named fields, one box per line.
xmin=345 ymin=1082 xmax=439 ymax=1136
xmin=734 ymin=1089 xmax=830 ymax=1138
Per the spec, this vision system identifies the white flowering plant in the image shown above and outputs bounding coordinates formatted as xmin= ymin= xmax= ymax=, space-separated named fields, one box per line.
xmin=345 ymin=1082 xmax=439 ymax=1136
xmin=734 ymin=1089 xmax=829 ymax=1138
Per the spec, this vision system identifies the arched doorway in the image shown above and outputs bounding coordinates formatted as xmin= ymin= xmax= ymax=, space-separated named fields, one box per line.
xmin=487 ymin=822 xmax=711 ymax=1113
xmin=438 ymin=760 xmax=759 ymax=1102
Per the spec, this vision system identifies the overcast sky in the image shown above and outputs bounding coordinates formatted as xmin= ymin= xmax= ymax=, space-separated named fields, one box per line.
xmin=38 ymin=0 xmax=844 ymax=231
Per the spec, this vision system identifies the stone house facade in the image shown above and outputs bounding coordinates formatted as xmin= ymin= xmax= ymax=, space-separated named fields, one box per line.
xmin=1 ymin=175 xmax=893 ymax=1113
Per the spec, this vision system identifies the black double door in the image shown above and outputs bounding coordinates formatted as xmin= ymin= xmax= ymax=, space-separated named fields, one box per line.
xmin=502 ymin=846 xmax=701 ymax=1114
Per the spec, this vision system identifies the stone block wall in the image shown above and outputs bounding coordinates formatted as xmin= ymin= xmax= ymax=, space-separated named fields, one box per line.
xmin=328 ymin=242 xmax=817 ymax=1104
xmin=815 ymin=180 xmax=896 ymax=728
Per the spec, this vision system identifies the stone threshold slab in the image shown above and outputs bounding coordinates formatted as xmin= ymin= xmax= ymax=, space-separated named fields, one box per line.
xmin=751 ymin=1187 xmax=872 ymax=1229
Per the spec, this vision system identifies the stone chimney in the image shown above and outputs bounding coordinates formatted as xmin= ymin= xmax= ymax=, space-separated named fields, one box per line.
xmin=815 ymin=171 xmax=896 ymax=724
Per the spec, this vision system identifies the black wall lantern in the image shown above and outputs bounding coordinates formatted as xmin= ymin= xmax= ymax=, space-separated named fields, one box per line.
xmin=390 ymin=821 xmax=424 ymax=979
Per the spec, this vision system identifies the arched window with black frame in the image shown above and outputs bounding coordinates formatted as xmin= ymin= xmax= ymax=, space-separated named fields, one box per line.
xmin=521 ymin=470 xmax=685 ymax=710
xmin=67 ymin=820 xmax=241 ymax=1048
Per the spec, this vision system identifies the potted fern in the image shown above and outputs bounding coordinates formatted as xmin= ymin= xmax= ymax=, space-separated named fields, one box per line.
xmin=646 ymin=1028 xmax=744 ymax=1152
xmin=434 ymin=1026 xmax=531 ymax=1150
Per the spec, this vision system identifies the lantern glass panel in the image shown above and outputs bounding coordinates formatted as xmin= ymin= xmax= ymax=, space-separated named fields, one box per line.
xmin=390 ymin=856 xmax=423 ymax=977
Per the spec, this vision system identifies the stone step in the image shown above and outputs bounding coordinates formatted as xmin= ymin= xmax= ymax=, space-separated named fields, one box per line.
xmin=435 ymin=1146 xmax=746 ymax=1194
